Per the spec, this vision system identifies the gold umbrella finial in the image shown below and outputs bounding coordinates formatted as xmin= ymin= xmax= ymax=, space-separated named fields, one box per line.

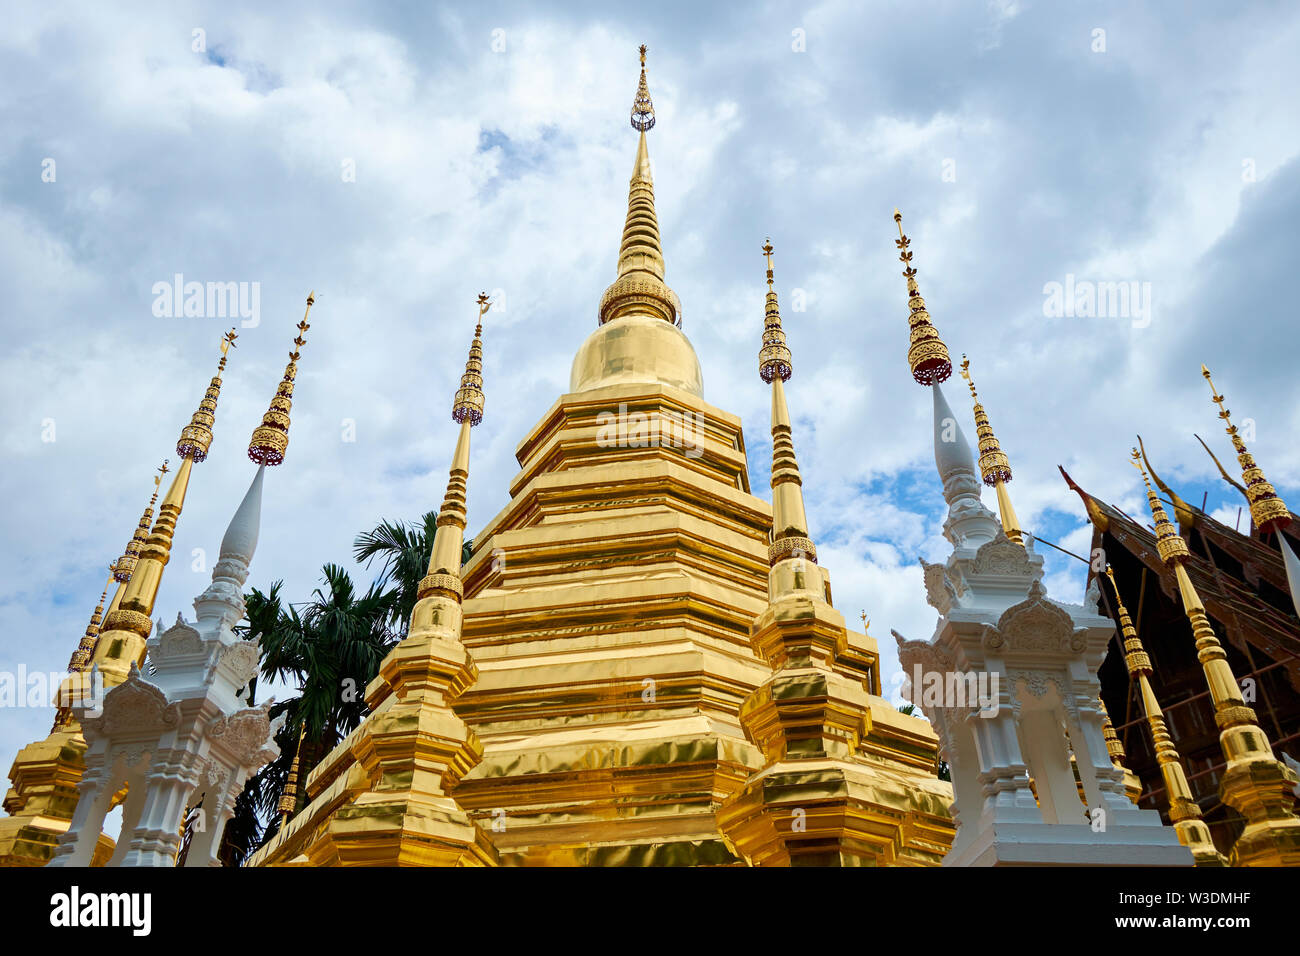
xmin=249 ymin=291 xmax=317 ymax=466
xmin=631 ymin=44 xmax=655 ymax=132
xmin=961 ymin=354 xmax=1021 ymax=544
xmin=176 ymin=330 xmax=236 ymax=462
xmin=452 ymin=294 xmax=488 ymax=426
xmin=1201 ymin=364 xmax=1290 ymax=533
xmin=758 ymin=238 xmax=792 ymax=383
xmin=113 ymin=458 xmax=170 ymax=582
xmin=893 ymin=209 xmax=952 ymax=385
xmin=1130 ymin=446 xmax=1190 ymax=564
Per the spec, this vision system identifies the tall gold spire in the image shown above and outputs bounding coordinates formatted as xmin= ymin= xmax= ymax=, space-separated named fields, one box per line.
xmin=1130 ymin=447 xmax=1300 ymax=866
xmin=758 ymin=240 xmax=817 ymax=586
xmin=893 ymin=209 xmax=952 ymax=385
xmin=93 ymin=332 xmax=235 ymax=683
xmin=1201 ymin=365 xmax=1291 ymax=534
xmin=959 ymin=354 xmax=1023 ymax=545
xmin=599 ymin=45 xmax=679 ymax=327
xmin=176 ymin=328 xmax=236 ymax=462
xmin=112 ymin=460 xmax=167 ymax=583
xmin=67 ymin=572 xmax=112 ymax=674
xmin=249 ymin=292 xmax=314 ymax=466
xmin=1102 ymin=567 xmax=1225 ymax=866
xmin=420 ymin=296 xmax=489 ymax=598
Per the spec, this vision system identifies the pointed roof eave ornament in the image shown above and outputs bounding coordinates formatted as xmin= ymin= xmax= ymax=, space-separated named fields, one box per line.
xmin=1194 ymin=433 xmax=1251 ymax=505
xmin=1058 ymin=464 xmax=1110 ymax=532
xmin=599 ymin=45 xmax=680 ymax=328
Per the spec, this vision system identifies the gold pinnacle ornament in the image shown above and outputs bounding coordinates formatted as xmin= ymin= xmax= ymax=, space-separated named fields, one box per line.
xmin=451 ymin=294 xmax=489 ymax=427
xmin=66 ymin=572 xmax=112 ymax=674
xmin=894 ymin=209 xmax=952 ymax=385
xmin=631 ymin=44 xmax=655 ymax=131
xmin=176 ymin=328 xmax=236 ymax=461
xmin=959 ymin=354 xmax=1023 ymax=545
xmin=1102 ymin=567 xmax=1225 ymax=866
xmin=1129 ymin=447 xmax=1300 ymax=866
xmin=249 ymin=292 xmax=315 ymax=466
xmin=112 ymin=460 xmax=167 ymax=582
xmin=94 ymin=334 xmax=235 ymax=682
xmin=758 ymin=239 xmax=816 ymax=572
xmin=758 ymin=239 xmax=792 ymax=383
xmin=1202 ymin=365 xmax=1292 ymax=533
xmin=599 ymin=45 xmax=680 ymax=327
xmin=1097 ymin=699 xmax=1142 ymax=803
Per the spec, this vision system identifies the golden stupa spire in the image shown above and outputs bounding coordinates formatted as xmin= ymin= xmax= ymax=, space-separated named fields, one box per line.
xmin=112 ymin=460 xmax=168 ymax=583
xmin=249 ymin=292 xmax=315 ymax=466
xmin=893 ymin=209 xmax=952 ymax=385
xmin=93 ymin=332 xmax=236 ymax=684
xmin=758 ymin=240 xmax=817 ymax=588
xmin=67 ymin=572 xmax=112 ymax=674
xmin=1097 ymin=699 xmax=1141 ymax=803
xmin=419 ymin=296 xmax=490 ymax=600
xmin=1100 ymin=567 xmax=1225 ymax=865
xmin=1201 ymin=365 xmax=1291 ymax=534
xmin=1129 ymin=447 xmax=1300 ymax=865
xmin=959 ymin=354 xmax=1023 ymax=545
xmin=599 ymin=45 xmax=680 ymax=327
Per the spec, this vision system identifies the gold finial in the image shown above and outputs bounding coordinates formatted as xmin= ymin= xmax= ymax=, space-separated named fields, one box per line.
xmin=1201 ymin=365 xmax=1291 ymax=533
xmin=860 ymin=609 xmax=870 ymax=632
xmin=452 ymin=295 xmax=488 ymax=426
xmin=113 ymin=460 xmax=169 ymax=582
xmin=600 ymin=45 xmax=678 ymax=326
xmin=758 ymin=238 xmax=792 ymax=383
xmin=1130 ymin=446 xmax=1190 ymax=564
xmin=962 ymin=354 xmax=1022 ymax=544
xmin=249 ymin=292 xmax=316 ymax=466
xmin=959 ymin=355 xmax=1012 ymax=485
xmin=176 ymin=329 xmax=236 ymax=461
xmin=894 ymin=209 xmax=952 ymax=385
xmin=631 ymin=45 xmax=655 ymax=131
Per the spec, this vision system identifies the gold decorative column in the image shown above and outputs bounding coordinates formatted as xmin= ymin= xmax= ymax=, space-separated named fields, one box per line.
xmin=1103 ymin=568 xmax=1226 ymax=865
xmin=717 ymin=240 xmax=954 ymax=866
xmin=1098 ymin=699 xmax=1143 ymax=806
xmin=276 ymin=297 xmax=497 ymax=866
xmin=958 ymin=355 xmax=1023 ymax=546
xmin=1130 ymin=449 xmax=1300 ymax=866
xmin=0 ymin=455 xmax=173 ymax=868
xmin=91 ymin=330 xmax=236 ymax=687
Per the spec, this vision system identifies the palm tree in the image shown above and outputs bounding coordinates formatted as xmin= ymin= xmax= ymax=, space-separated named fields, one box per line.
xmin=353 ymin=512 xmax=476 ymax=636
xmin=353 ymin=512 xmax=439 ymax=636
xmin=218 ymin=566 xmax=398 ymax=863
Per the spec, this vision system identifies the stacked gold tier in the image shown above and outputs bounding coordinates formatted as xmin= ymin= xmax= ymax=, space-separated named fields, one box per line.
xmin=253 ymin=377 xmax=951 ymax=865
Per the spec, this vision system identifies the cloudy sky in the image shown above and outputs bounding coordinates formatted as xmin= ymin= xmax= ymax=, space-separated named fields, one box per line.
xmin=2 ymin=0 xmax=1298 ymax=769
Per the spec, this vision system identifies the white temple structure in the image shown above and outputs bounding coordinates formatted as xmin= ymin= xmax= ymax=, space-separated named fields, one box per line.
xmin=892 ymin=380 xmax=1192 ymax=866
xmin=49 ymin=467 xmax=283 ymax=867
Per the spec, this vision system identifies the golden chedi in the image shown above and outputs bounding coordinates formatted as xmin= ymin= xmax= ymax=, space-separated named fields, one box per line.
xmin=252 ymin=47 xmax=950 ymax=868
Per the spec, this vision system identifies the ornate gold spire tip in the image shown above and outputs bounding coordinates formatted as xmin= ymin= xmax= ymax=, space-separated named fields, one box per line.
xmin=176 ymin=329 xmax=236 ymax=461
xmin=1201 ymin=364 xmax=1291 ymax=533
xmin=894 ymin=209 xmax=952 ymax=385
xmin=960 ymin=355 xmax=1012 ymax=485
xmin=1130 ymin=446 xmax=1190 ymax=564
xmin=758 ymin=238 xmax=792 ymax=383
xmin=113 ymin=460 xmax=168 ymax=582
xmin=452 ymin=294 xmax=488 ymax=426
xmin=631 ymin=44 xmax=655 ymax=131
xmin=250 ymin=292 xmax=315 ymax=466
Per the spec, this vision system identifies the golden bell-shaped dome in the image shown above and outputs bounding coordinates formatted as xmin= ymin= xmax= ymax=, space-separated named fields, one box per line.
xmin=570 ymin=312 xmax=703 ymax=396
